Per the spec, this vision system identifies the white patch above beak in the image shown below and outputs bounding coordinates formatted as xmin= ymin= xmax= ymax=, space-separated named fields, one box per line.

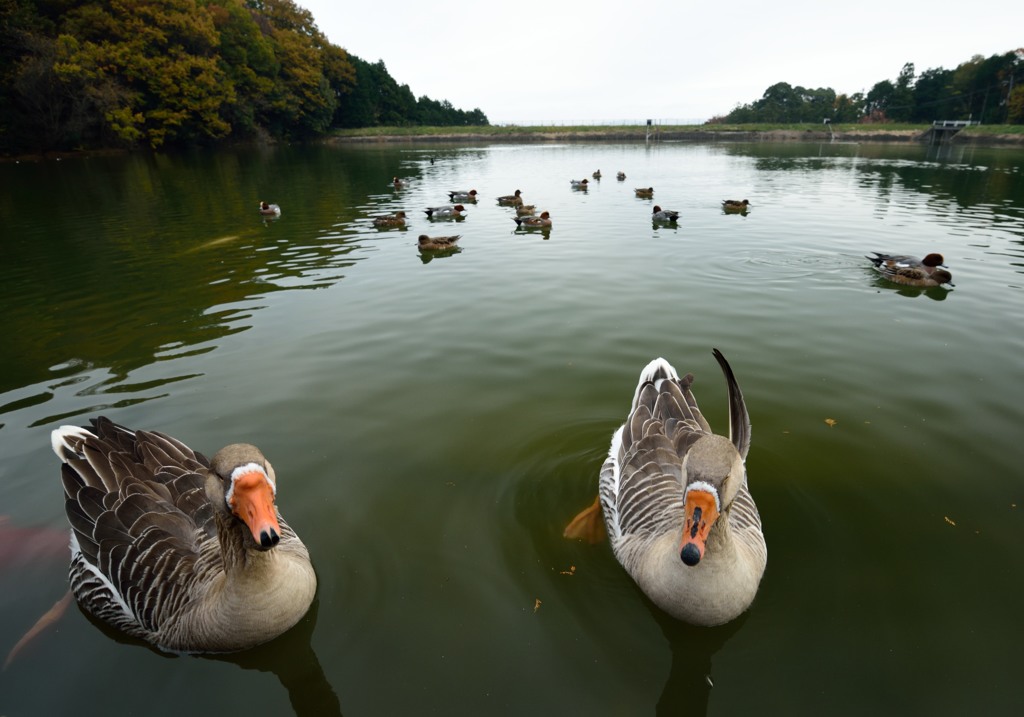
xmin=224 ymin=462 xmax=274 ymax=506
xmin=683 ymin=481 xmax=721 ymax=513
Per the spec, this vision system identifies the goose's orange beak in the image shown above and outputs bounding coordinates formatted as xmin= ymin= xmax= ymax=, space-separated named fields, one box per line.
xmin=680 ymin=488 xmax=720 ymax=566
xmin=229 ymin=470 xmax=281 ymax=549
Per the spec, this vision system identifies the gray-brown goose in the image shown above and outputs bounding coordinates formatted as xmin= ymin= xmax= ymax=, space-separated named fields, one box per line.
xmin=51 ymin=417 xmax=316 ymax=653
xmin=566 ymin=351 xmax=766 ymax=626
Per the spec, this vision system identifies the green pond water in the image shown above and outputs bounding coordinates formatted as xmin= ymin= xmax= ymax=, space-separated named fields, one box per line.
xmin=1 ymin=139 xmax=1023 ymax=715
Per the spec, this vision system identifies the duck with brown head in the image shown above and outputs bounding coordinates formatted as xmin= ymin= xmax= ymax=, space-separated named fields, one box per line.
xmin=722 ymin=199 xmax=750 ymax=212
xmin=497 ymin=189 xmax=523 ymax=206
xmin=652 ymin=205 xmax=680 ymax=223
xmin=372 ymin=210 xmax=407 ymax=227
xmin=418 ymin=234 xmax=461 ymax=251
xmin=513 ymin=210 xmax=551 ymax=228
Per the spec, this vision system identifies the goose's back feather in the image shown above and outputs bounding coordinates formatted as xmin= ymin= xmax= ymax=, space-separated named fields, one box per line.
xmin=602 ymin=363 xmax=706 ymax=542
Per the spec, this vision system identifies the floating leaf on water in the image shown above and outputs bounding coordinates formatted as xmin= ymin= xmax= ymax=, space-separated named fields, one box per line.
xmin=533 ymin=599 xmax=542 ymax=613
xmin=559 ymin=565 xmax=576 ymax=576
xmin=824 ymin=418 xmax=837 ymax=427
xmin=944 ymin=516 xmax=956 ymax=526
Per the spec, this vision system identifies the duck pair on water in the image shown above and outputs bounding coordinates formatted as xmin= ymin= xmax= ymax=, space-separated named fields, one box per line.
xmin=867 ymin=252 xmax=954 ymax=288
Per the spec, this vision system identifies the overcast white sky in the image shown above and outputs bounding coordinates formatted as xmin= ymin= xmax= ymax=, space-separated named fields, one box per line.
xmin=298 ymin=0 xmax=1021 ymax=125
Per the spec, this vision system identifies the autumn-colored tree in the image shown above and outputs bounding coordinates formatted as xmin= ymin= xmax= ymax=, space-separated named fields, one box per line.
xmin=0 ymin=0 xmax=478 ymax=152
xmin=242 ymin=0 xmax=340 ymax=137
xmin=206 ymin=0 xmax=279 ymax=136
xmin=49 ymin=0 xmax=234 ymax=148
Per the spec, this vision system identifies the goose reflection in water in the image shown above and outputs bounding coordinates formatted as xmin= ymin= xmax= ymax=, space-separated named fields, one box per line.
xmin=92 ymin=599 xmax=342 ymax=715
xmin=205 ymin=599 xmax=343 ymax=717
xmin=653 ymin=608 xmax=748 ymax=717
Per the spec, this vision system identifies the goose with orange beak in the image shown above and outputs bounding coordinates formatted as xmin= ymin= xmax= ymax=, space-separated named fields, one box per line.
xmin=565 ymin=350 xmax=766 ymax=626
xmin=51 ymin=417 xmax=316 ymax=652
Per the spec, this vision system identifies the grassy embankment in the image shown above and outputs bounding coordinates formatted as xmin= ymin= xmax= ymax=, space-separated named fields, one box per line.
xmin=331 ymin=123 xmax=1024 ymax=142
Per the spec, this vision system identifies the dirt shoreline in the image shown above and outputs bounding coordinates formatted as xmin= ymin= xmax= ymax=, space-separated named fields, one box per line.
xmin=330 ymin=128 xmax=1024 ymax=147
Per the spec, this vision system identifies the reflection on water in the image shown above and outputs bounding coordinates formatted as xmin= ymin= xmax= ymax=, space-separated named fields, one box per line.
xmin=2 ymin=141 xmax=1024 ymax=715
xmin=198 ymin=602 xmax=343 ymax=717
xmin=418 ymin=247 xmax=462 ymax=264
xmin=654 ymin=611 xmax=747 ymax=716
xmin=62 ymin=597 xmax=342 ymax=716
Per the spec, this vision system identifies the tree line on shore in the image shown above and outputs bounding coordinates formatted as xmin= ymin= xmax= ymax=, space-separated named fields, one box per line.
xmin=0 ymin=0 xmax=488 ymax=153
xmin=711 ymin=50 xmax=1023 ymax=126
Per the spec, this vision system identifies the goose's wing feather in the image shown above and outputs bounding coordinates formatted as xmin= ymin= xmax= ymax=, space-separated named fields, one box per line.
xmin=601 ymin=359 xmax=710 ymax=541
xmin=56 ymin=417 xmax=210 ymax=638
xmin=727 ymin=476 xmax=764 ymax=563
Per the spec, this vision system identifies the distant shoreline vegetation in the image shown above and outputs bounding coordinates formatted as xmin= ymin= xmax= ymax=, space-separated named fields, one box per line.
xmin=329 ymin=123 xmax=1024 ymax=146
xmin=712 ymin=53 xmax=1022 ymax=128
xmin=1 ymin=0 xmax=1019 ymax=156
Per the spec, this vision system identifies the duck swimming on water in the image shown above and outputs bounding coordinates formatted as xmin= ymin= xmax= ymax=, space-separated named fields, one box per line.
xmin=722 ymin=199 xmax=751 ymax=212
xmin=513 ymin=210 xmax=551 ymax=228
xmin=418 ymin=234 xmax=461 ymax=251
xmin=651 ymin=205 xmax=680 ymax=223
xmin=497 ymin=189 xmax=524 ymax=206
xmin=372 ymin=211 xmax=407 ymax=227
xmin=424 ymin=204 xmax=466 ymax=219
